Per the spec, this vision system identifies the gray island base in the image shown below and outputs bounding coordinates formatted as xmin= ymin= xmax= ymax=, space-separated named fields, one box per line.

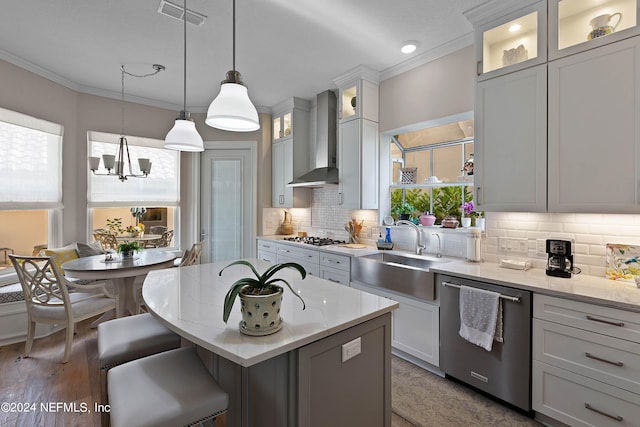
xmin=142 ymin=259 xmax=397 ymax=427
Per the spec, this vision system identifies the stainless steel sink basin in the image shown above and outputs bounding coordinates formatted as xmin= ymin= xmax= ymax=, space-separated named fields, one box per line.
xmin=351 ymin=252 xmax=450 ymax=301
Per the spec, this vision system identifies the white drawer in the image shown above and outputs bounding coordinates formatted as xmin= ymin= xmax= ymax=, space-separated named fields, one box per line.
xmin=257 ymin=239 xmax=277 ymax=253
xmin=320 ymin=252 xmax=350 ymax=272
xmin=534 ymin=294 xmax=640 ymax=344
xmin=534 ymin=319 xmax=640 ymax=395
xmin=533 ymin=361 xmax=640 ymax=427
xmin=257 ymin=249 xmax=277 ymax=264
xmin=276 ymin=254 xmax=319 ymax=277
xmin=276 ymin=243 xmax=319 ymax=264
xmin=320 ymin=266 xmax=350 ymax=286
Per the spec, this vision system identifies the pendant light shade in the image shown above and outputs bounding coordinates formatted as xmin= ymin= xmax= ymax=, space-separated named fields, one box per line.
xmin=206 ymin=71 xmax=259 ymax=132
xmin=164 ymin=0 xmax=204 ymax=151
xmin=205 ymin=0 xmax=260 ymax=132
xmin=165 ymin=112 xmax=204 ymax=151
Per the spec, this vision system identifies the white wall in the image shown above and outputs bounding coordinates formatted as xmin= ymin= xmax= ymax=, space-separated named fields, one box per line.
xmin=0 ymin=58 xmax=271 ymax=249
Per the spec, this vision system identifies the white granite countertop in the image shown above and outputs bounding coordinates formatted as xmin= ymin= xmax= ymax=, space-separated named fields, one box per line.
xmin=142 ymin=259 xmax=398 ymax=367
xmin=258 ymin=235 xmax=379 ymax=257
xmin=431 ymin=261 xmax=640 ymax=313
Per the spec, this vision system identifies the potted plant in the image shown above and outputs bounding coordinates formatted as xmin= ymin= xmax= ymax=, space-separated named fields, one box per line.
xmin=220 ymin=260 xmax=306 ymax=336
xmin=117 ymin=241 xmax=142 ymax=259
xmin=392 ymin=202 xmax=416 ymax=221
xmin=461 ymin=201 xmax=476 ymax=227
xmin=106 ymin=217 xmax=124 ymax=235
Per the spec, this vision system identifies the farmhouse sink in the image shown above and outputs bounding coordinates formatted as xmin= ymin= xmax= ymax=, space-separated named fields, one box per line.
xmin=351 ymin=252 xmax=451 ymax=301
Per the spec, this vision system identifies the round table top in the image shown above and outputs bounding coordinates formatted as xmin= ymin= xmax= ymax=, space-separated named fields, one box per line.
xmin=61 ymin=250 xmax=177 ymax=279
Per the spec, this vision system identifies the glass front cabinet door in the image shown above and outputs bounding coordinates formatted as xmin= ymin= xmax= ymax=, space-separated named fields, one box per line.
xmin=272 ymin=111 xmax=292 ymax=141
xmin=549 ymin=0 xmax=640 ymax=59
xmin=474 ymin=1 xmax=547 ymax=80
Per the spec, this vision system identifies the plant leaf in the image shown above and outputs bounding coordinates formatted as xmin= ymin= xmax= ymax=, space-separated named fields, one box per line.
xmin=219 ymin=260 xmax=260 ymax=280
xmin=266 ymin=278 xmax=306 ymax=310
xmin=223 ymin=278 xmax=257 ymax=323
xmin=261 ymin=262 xmax=307 ymax=282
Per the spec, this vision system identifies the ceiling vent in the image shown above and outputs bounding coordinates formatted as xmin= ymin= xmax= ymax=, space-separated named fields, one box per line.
xmin=157 ymin=0 xmax=207 ymax=26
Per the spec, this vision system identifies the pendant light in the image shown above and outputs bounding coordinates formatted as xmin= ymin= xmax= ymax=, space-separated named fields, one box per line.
xmin=165 ymin=0 xmax=204 ymax=151
xmin=205 ymin=0 xmax=260 ymax=132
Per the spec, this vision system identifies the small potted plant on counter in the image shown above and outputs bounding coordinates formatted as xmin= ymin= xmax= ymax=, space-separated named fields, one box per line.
xmin=220 ymin=260 xmax=307 ymax=336
xmin=117 ymin=241 xmax=142 ymax=260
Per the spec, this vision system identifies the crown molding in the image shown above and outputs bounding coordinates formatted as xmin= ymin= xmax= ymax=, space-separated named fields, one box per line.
xmin=380 ymin=32 xmax=474 ymax=82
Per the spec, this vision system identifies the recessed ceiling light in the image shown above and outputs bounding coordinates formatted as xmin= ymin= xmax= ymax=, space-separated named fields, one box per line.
xmin=509 ymin=23 xmax=521 ymax=32
xmin=401 ymin=42 xmax=418 ymax=54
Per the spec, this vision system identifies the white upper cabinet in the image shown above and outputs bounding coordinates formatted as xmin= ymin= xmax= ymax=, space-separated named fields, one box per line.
xmin=468 ymin=0 xmax=547 ymax=81
xmin=548 ymin=36 xmax=640 ymax=212
xmin=475 ymin=64 xmax=547 ymax=212
xmin=334 ymin=66 xmax=380 ymax=210
xmin=335 ymin=67 xmax=379 ymax=124
xmin=271 ymin=97 xmax=311 ymax=208
xmin=549 ymin=0 xmax=640 ymax=60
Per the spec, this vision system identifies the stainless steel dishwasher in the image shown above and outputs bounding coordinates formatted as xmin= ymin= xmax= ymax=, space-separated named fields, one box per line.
xmin=438 ymin=274 xmax=532 ymax=412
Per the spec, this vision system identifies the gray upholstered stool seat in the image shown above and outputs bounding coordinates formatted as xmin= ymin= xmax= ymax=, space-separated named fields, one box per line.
xmin=98 ymin=313 xmax=181 ymax=369
xmin=108 ymin=347 xmax=229 ymax=427
xmin=98 ymin=313 xmax=181 ymax=426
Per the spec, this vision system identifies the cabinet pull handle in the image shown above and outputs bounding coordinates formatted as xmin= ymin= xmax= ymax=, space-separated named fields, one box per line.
xmin=476 ymin=60 xmax=482 ymax=76
xmin=476 ymin=186 xmax=481 ymax=206
xmin=584 ymin=403 xmax=623 ymax=422
xmin=586 ymin=315 xmax=624 ymax=327
xmin=585 ymin=352 xmax=623 ymax=367
xmin=327 ymin=278 xmax=340 ymax=283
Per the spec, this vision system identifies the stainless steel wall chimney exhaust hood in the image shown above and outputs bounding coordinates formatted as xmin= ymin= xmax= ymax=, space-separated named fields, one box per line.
xmin=288 ymin=90 xmax=338 ymax=187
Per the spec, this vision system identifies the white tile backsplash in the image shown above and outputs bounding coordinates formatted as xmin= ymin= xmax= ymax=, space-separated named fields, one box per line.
xmin=484 ymin=212 xmax=640 ymax=276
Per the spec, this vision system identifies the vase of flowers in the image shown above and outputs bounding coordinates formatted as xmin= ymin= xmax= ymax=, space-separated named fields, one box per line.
xmin=126 ymin=224 xmax=145 ymax=237
xmin=461 ymin=201 xmax=476 ymax=228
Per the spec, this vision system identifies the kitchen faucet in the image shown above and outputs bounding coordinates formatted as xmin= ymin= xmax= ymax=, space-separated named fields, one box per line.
xmin=432 ymin=233 xmax=442 ymax=258
xmin=396 ymin=220 xmax=426 ymax=255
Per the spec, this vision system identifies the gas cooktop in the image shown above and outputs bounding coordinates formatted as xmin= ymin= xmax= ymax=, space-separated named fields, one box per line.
xmin=282 ymin=236 xmax=346 ymax=246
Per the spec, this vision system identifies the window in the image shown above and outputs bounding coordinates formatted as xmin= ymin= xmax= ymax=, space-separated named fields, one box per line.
xmin=389 ymin=117 xmax=474 ymax=223
xmin=87 ymin=132 xmax=180 ymax=246
xmin=0 ymin=108 xmax=63 ymax=283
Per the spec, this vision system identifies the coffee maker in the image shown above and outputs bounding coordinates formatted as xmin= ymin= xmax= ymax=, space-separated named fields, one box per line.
xmin=546 ymin=239 xmax=574 ymax=278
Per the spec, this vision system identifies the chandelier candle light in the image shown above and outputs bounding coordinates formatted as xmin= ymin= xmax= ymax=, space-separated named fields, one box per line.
xmin=205 ymin=0 xmax=260 ymax=132
xmin=164 ymin=0 xmax=204 ymax=151
xmin=89 ymin=64 xmax=164 ymax=181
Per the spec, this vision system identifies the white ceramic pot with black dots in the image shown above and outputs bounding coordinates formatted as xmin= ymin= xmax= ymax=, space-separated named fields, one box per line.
xmin=238 ymin=286 xmax=284 ymax=336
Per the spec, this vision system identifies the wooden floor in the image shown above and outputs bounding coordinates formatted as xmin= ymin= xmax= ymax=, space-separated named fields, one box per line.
xmin=0 ymin=317 xmax=412 ymax=427
xmin=0 ymin=318 xmax=103 ymax=427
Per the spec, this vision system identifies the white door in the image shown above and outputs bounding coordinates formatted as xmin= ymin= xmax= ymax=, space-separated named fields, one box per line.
xmin=200 ymin=145 xmax=256 ymax=263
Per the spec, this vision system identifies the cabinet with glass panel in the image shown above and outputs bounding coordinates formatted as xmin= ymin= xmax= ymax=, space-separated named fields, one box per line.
xmin=388 ymin=115 xmax=475 ymax=224
xmin=550 ymin=0 xmax=640 ymax=60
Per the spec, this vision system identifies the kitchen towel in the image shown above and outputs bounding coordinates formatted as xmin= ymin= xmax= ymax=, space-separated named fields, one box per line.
xmin=458 ymin=285 xmax=503 ymax=351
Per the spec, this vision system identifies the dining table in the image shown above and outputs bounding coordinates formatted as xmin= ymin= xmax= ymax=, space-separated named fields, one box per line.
xmin=115 ymin=233 xmax=162 ymax=244
xmin=61 ymin=250 xmax=177 ymax=317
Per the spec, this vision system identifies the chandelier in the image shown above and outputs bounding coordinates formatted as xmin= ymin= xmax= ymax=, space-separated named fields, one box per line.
xmin=89 ymin=64 xmax=165 ymax=181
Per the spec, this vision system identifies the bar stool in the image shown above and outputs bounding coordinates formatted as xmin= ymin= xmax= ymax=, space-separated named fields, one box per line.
xmin=108 ymin=347 xmax=228 ymax=427
xmin=98 ymin=313 xmax=181 ymax=426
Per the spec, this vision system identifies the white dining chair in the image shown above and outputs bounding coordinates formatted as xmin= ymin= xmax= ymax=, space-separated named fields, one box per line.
xmin=9 ymin=255 xmax=117 ymax=363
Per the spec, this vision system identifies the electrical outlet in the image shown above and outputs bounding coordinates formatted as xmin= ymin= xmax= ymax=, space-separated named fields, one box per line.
xmin=341 ymin=337 xmax=361 ymax=362
xmin=536 ymin=239 xmax=547 ymax=255
xmin=498 ymin=237 xmax=528 ymax=255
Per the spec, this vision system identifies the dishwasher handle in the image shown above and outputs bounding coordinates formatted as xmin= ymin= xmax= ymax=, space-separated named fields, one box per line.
xmin=441 ymin=281 xmax=521 ymax=303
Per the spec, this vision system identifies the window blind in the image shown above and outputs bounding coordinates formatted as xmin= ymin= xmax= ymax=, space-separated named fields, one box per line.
xmin=87 ymin=132 xmax=180 ymax=207
xmin=0 ymin=108 xmax=63 ymax=210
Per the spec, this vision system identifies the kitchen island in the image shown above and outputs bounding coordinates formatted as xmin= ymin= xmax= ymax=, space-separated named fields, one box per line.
xmin=142 ymin=259 xmax=398 ymax=427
